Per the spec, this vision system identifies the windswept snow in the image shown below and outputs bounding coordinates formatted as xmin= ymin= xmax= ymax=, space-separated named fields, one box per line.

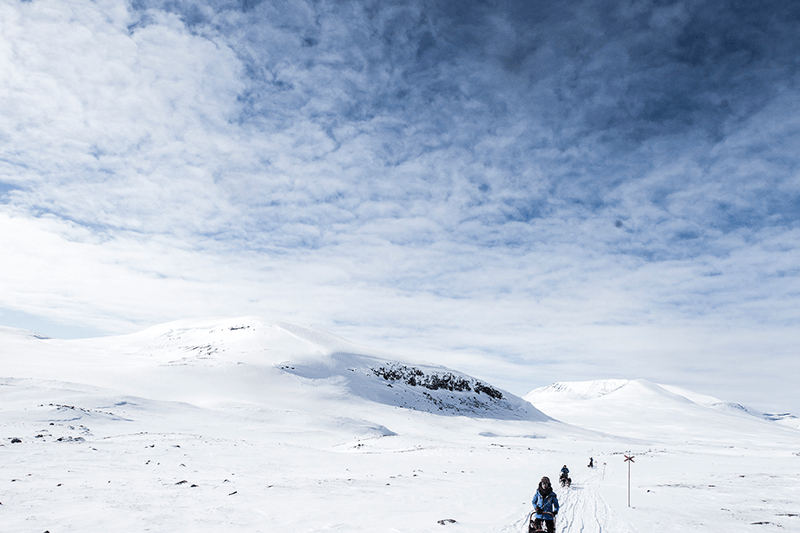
xmin=1 ymin=316 xmax=544 ymax=420
xmin=0 ymin=325 xmax=50 ymax=340
xmin=524 ymin=379 xmax=800 ymax=445
xmin=2 ymin=319 xmax=799 ymax=532
xmin=659 ymin=384 xmax=800 ymax=430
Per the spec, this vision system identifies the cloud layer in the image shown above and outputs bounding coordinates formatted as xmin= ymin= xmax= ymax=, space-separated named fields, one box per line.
xmin=2 ymin=0 xmax=799 ymax=412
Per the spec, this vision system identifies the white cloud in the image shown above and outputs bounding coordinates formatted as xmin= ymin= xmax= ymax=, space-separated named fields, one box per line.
xmin=2 ymin=0 xmax=800 ymax=414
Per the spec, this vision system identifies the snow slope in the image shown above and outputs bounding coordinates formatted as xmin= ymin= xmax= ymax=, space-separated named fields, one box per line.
xmin=1 ymin=316 xmax=544 ymax=420
xmin=523 ymin=379 xmax=800 ymax=444
xmin=2 ymin=320 xmax=800 ymax=532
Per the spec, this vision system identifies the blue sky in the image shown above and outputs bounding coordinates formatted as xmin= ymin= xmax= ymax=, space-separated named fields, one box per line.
xmin=2 ymin=0 xmax=799 ymax=414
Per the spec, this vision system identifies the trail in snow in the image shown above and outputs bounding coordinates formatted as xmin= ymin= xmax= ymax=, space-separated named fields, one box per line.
xmin=558 ymin=466 xmax=609 ymax=533
xmin=503 ymin=465 xmax=639 ymax=533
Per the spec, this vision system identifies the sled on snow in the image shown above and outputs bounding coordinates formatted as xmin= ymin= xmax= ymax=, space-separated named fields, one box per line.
xmin=526 ymin=510 xmax=556 ymax=533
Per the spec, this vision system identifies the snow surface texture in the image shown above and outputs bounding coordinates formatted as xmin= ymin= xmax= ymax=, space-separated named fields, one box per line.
xmin=2 ymin=317 xmax=799 ymax=532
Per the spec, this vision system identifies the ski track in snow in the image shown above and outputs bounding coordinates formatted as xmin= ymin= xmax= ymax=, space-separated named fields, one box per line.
xmin=501 ymin=466 xmax=636 ymax=533
xmin=557 ymin=465 xmax=635 ymax=533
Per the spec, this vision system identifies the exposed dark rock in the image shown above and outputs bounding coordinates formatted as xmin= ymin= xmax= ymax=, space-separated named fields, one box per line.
xmin=371 ymin=364 xmax=503 ymax=399
xmin=474 ymin=382 xmax=503 ymax=400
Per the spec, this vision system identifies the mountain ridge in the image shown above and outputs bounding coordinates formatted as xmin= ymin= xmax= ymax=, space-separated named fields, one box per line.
xmin=524 ymin=378 xmax=800 ymax=438
xmin=0 ymin=316 xmax=547 ymax=421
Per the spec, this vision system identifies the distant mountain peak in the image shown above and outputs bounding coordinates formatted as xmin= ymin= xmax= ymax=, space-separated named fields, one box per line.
xmin=527 ymin=379 xmax=632 ymax=401
xmin=524 ymin=379 xmax=800 ymax=435
xmin=0 ymin=325 xmax=51 ymax=340
xmin=2 ymin=315 xmax=547 ymax=422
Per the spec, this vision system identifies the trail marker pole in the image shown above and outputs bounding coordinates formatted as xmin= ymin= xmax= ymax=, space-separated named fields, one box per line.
xmin=624 ymin=455 xmax=635 ymax=507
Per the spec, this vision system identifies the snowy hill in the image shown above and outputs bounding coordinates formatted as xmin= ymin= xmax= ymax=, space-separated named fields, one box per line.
xmin=658 ymin=384 xmax=800 ymax=429
xmin=524 ymin=379 xmax=800 ymax=442
xmin=0 ymin=316 xmax=545 ymax=420
xmin=0 ymin=325 xmax=51 ymax=340
xmin=3 ymin=321 xmax=800 ymax=532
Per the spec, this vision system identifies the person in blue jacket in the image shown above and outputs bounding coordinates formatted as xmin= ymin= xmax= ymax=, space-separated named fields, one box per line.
xmin=531 ymin=476 xmax=559 ymax=533
xmin=559 ymin=465 xmax=570 ymax=487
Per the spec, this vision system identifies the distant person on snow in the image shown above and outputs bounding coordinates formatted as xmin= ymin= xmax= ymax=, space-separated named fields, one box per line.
xmin=588 ymin=457 xmax=594 ymax=468
xmin=531 ymin=476 xmax=559 ymax=533
xmin=559 ymin=465 xmax=570 ymax=487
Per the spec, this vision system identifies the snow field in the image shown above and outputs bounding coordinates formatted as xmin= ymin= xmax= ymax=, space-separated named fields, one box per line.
xmin=2 ymin=319 xmax=800 ymax=532
xmin=0 ymin=389 xmax=564 ymax=532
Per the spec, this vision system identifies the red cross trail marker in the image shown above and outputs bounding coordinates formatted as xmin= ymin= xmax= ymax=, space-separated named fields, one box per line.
xmin=624 ymin=455 xmax=635 ymax=507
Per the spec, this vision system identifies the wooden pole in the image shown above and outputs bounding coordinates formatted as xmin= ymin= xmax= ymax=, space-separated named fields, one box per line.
xmin=624 ymin=454 xmax=635 ymax=508
xmin=627 ymin=459 xmax=631 ymax=507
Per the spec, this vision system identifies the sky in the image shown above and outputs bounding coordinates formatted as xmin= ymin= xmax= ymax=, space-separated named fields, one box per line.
xmin=1 ymin=0 xmax=799 ymax=414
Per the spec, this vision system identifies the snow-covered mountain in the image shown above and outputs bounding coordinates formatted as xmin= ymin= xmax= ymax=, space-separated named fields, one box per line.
xmin=2 ymin=319 xmax=799 ymax=532
xmin=1 ymin=316 xmax=544 ymax=421
xmin=524 ymin=379 xmax=800 ymax=441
